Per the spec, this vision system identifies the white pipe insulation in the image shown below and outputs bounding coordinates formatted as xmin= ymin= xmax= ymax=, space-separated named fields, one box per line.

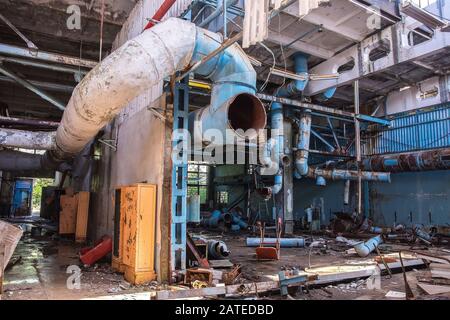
xmin=47 ymin=17 xmax=265 ymax=162
xmin=0 ymin=128 xmax=55 ymax=150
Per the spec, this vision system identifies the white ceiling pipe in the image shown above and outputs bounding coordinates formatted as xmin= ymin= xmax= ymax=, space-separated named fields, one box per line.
xmin=0 ymin=128 xmax=55 ymax=150
xmin=50 ymin=17 xmax=263 ymax=162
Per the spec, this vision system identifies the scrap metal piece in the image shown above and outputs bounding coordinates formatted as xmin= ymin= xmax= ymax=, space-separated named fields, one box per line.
xmin=278 ymin=271 xmax=310 ymax=296
xmin=375 ymin=246 xmax=392 ymax=279
xmin=399 ymin=251 xmax=415 ymax=300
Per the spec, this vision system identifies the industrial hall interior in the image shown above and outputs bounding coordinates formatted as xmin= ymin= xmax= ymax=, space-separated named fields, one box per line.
xmin=1 ymin=0 xmax=450 ymax=301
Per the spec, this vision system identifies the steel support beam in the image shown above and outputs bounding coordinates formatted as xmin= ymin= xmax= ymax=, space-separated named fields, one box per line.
xmin=0 ymin=43 xmax=97 ymax=69
xmin=305 ymin=3 xmax=450 ymax=96
xmin=257 ymin=93 xmax=391 ymax=125
xmin=0 ymin=66 xmax=66 ymax=110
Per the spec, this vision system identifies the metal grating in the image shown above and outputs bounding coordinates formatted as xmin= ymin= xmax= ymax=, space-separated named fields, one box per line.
xmin=364 ymin=104 xmax=450 ymax=155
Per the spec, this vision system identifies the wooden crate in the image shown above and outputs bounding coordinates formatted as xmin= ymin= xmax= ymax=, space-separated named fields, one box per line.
xmin=59 ymin=195 xmax=78 ymax=234
xmin=75 ymin=192 xmax=90 ymax=243
xmin=112 ymin=184 xmax=157 ymax=284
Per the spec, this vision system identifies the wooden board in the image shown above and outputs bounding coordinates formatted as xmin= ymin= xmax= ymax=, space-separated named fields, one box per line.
xmin=417 ymin=282 xmax=450 ymax=295
xmin=75 ymin=192 xmax=90 ymax=243
xmin=59 ymin=195 xmax=78 ymax=234
xmin=430 ymin=263 xmax=450 ymax=279
xmin=0 ymin=220 xmax=23 ymax=269
xmin=155 ymin=280 xmax=279 ymax=300
xmin=154 ymin=259 xmax=426 ymax=299
xmin=209 ymin=260 xmax=234 ymax=268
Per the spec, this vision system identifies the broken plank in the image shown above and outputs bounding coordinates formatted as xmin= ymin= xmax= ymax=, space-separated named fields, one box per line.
xmin=154 ymin=281 xmax=279 ymax=300
xmin=430 ymin=269 xmax=450 ymax=280
xmin=417 ymin=282 xmax=450 ymax=295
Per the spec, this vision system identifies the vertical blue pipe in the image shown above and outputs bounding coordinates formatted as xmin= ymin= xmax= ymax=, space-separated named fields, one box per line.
xmin=271 ymin=102 xmax=283 ymax=194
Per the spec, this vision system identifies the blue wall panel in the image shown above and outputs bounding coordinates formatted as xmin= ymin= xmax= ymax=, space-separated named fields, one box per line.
xmin=293 ymin=179 xmax=348 ymax=224
xmin=371 ymin=170 xmax=450 ymax=227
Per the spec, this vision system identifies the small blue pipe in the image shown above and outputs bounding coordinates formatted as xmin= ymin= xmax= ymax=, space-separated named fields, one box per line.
xmin=202 ymin=209 xmax=222 ymax=227
xmin=275 ymin=53 xmax=309 ymax=97
xmin=354 ymin=235 xmax=383 ymax=257
xmin=295 ymin=109 xmax=312 ymax=177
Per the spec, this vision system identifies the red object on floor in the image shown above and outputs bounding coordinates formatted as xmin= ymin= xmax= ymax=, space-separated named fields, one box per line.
xmin=143 ymin=0 xmax=176 ymax=30
xmin=79 ymin=235 xmax=112 ymax=265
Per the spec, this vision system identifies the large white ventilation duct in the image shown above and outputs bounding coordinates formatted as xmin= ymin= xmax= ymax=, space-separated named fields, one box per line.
xmin=47 ymin=17 xmax=265 ymax=162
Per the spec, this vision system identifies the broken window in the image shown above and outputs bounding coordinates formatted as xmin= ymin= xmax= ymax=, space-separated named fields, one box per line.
xmin=187 ymin=162 xmax=209 ymax=204
xmin=217 ymin=191 xmax=229 ymax=205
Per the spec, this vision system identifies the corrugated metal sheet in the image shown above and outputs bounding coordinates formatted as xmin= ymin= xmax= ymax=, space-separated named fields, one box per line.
xmin=113 ymin=0 xmax=193 ymax=48
xmin=364 ymin=104 xmax=450 ymax=155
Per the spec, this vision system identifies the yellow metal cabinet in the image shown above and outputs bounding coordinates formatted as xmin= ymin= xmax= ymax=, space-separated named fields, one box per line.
xmin=112 ymin=184 xmax=157 ymax=284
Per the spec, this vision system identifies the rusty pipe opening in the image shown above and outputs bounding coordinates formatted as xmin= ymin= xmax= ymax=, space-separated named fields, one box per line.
xmin=227 ymin=93 xmax=266 ymax=135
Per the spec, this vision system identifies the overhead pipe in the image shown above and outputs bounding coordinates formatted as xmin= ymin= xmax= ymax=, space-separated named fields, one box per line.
xmin=275 ymin=53 xmax=309 ymax=97
xmin=362 ymin=148 xmax=450 ymax=172
xmin=306 ymin=167 xmax=391 ymax=185
xmin=0 ymin=150 xmax=46 ymax=171
xmin=0 ymin=128 xmax=55 ymax=150
xmin=0 ymin=116 xmax=59 ymax=129
xmin=265 ymin=53 xmax=310 ymax=193
xmin=198 ymin=0 xmax=238 ymax=28
xmin=45 ymin=18 xmax=265 ymax=163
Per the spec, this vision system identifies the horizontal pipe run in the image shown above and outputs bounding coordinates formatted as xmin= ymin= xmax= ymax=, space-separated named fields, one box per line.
xmin=0 ymin=116 xmax=59 ymax=128
xmin=362 ymin=148 xmax=450 ymax=172
xmin=0 ymin=150 xmax=44 ymax=171
xmin=0 ymin=128 xmax=56 ymax=150
xmin=246 ymin=237 xmax=305 ymax=247
xmin=307 ymin=167 xmax=391 ymax=183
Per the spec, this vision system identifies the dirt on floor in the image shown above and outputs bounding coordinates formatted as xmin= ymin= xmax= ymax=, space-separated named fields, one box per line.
xmin=2 ymin=220 xmax=450 ymax=300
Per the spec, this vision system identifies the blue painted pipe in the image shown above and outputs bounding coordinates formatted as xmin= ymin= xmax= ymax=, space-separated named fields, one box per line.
xmin=202 ymin=209 xmax=223 ymax=228
xmin=295 ymin=109 xmax=312 ymax=177
xmin=246 ymin=237 xmax=305 ymax=247
xmin=271 ymin=102 xmax=284 ymax=194
xmin=275 ymin=53 xmax=309 ymax=97
xmin=268 ymin=54 xmax=310 ymax=193
xmin=189 ymin=27 xmax=266 ymax=144
xmin=353 ymin=235 xmax=383 ymax=257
